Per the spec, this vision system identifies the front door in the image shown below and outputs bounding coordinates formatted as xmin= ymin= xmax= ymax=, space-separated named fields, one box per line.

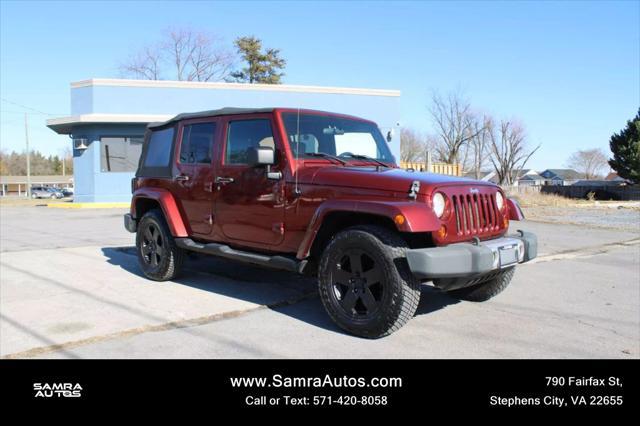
xmin=213 ymin=115 xmax=286 ymax=247
xmin=173 ymin=119 xmax=218 ymax=236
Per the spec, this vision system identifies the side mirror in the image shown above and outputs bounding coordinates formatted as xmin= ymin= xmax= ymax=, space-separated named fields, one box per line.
xmin=247 ymin=146 xmax=275 ymax=167
xmin=247 ymin=146 xmax=281 ymax=180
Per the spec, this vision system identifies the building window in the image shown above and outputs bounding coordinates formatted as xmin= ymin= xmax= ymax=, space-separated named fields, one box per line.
xmin=100 ymin=137 xmax=144 ymax=172
xmin=179 ymin=123 xmax=216 ymax=164
xmin=225 ymin=119 xmax=274 ymax=165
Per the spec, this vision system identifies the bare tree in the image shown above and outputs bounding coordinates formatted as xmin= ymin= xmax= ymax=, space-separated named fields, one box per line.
xmin=566 ymin=148 xmax=608 ymax=179
xmin=428 ymin=90 xmax=483 ymax=164
xmin=488 ymin=120 xmax=540 ymax=185
xmin=120 ymin=45 xmax=163 ymax=80
xmin=400 ymin=128 xmax=427 ymax=163
xmin=460 ymin=113 xmax=492 ymax=179
xmin=119 ymin=27 xmax=235 ymax=82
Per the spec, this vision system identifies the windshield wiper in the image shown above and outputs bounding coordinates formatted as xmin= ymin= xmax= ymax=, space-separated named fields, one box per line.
xmin=304 ymin=152 xmax=348 ymax=165
xmin=339 ymin=153 xmax=390 ymax=168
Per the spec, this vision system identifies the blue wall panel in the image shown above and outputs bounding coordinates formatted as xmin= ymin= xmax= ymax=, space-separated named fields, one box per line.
xmin=70 ymin=123 xmax=145 ymax=202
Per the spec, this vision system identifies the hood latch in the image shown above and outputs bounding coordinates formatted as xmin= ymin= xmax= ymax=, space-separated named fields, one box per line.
xmin=408 ymin=180 xmax=420 ymax=200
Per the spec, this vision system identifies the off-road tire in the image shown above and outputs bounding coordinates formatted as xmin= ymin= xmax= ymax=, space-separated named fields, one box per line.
xmin=318 ymin=225 xmax=421 ymax=338
xmin=446 ymin=267 xmax=515 ymax=302
xmin=136 ymin=208 xmax=185 ymax=281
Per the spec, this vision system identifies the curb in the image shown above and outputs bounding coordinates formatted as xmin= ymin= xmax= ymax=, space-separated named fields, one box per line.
xmin=47 ymin=202 xmax=129 ymax=209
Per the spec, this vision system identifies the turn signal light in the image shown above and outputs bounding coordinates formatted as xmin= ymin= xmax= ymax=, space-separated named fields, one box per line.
xmin=503 ymin=216 xmax=509 ymax=228
xmin=436 ymin=225 xmax=447 ymax=239
xmin=394 ymin=214 xmax=406 ymax=226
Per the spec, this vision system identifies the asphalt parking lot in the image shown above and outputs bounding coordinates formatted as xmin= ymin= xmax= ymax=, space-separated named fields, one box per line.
xmin=1 ymin=205 xmax=638 ymax=359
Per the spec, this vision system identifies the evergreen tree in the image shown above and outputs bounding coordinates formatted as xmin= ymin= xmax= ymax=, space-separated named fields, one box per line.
xmin=608 ymin=109 xmax=640 ymax=183
xmin=230 ymin=36 xmax=286 ymax=84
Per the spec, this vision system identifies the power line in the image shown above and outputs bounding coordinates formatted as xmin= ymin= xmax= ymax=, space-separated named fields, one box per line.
xmin=0 ymin=98 xmax=61 ymax=116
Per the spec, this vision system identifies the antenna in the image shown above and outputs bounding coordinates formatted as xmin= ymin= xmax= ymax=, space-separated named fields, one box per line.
xmin=294 ymin=108 xmax=301 ymax=197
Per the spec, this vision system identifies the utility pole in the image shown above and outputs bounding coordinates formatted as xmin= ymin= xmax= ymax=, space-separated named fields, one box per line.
xmin=24 ymin=113 xmax=31 ymax=198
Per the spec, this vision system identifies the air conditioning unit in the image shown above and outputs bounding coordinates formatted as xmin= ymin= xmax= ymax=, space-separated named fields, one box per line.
xmin=73 ymin=138 xmax=88 ymax=150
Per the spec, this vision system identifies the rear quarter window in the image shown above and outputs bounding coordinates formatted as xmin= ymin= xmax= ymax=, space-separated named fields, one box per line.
xmin=137 ymin=126 xmax=176 ymax=177
xmin=144 ymin=127 xmax=174 ymax=167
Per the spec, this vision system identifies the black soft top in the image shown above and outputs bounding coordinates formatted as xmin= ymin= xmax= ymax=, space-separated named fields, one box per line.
xmin=147 ymin=107 xmax=275 ymax=129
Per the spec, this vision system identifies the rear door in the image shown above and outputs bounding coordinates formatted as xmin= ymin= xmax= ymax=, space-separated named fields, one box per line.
xmin=213 ymin=114 xmax=286 ymax=247
xmin=173 ymin=118 xmax=218 ymax=236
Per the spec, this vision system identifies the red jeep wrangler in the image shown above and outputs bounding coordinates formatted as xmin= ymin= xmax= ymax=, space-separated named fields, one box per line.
xmin=124 ymin=107 xmax=537 ymax=338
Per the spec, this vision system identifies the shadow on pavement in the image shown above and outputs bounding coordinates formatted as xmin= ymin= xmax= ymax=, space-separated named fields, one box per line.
xmin=102 ymin=246 xmax=459 ymax=337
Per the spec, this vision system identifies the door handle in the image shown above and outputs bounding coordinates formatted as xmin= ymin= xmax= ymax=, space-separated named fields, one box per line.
xmin=215 ymin=177 xmax=235 ymax=184
xmin=174 ymin=174 xmax=190 ymax=182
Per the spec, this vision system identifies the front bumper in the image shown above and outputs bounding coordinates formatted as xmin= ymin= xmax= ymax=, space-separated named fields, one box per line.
xmin=124 ymin=213 xmax=137 ymax=233
xmin=406 ymin=231 xmax=537 ymax=280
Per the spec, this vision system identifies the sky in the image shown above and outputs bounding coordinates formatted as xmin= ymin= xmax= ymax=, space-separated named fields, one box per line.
xmin=1 ymin=0 xmax=638 ymax=170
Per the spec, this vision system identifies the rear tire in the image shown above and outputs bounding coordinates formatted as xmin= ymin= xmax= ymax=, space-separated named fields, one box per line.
xmin=136 ymin=208 xmax=184 ymax=281
xmin=318 ymin=225 xmax=421 ymax=338
xmin=446 ymin=267 xmax=515 ymax=302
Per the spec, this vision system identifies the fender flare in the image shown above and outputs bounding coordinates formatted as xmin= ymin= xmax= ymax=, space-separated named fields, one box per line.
xmin=131 ymin=188 xmax=188 ymax=237
xmin=296 ymin=199 xmax=440 ymax=259
xmin=506 ymin=198 xmax=525 ymax=221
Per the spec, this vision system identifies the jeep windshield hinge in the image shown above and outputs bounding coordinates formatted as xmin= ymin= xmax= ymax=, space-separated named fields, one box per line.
xmin=408 ymin=180 xmax=420 ymax=200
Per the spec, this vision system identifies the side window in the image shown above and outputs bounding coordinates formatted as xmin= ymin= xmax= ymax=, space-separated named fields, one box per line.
xmin=225 ymin=119 xmax=274 ymax=165
xmin=143 ymin=127 xmax=174 ymax=167
xmin=179 ymin=122 xmax=216 ymax=164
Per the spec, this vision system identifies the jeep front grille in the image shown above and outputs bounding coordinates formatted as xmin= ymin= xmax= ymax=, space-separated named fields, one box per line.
xmin=451 ymin=193 xmax=500 ymax=235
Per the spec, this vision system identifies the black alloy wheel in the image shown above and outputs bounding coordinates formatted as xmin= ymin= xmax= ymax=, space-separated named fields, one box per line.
xmin=136 ymin=208 xmax=184 ymax=281
xmin=330 ymin=248 xmax=385 ymax=320
xmin=318 ymin=225 xmax=421 ymax=338
xmin=141 ymin=222 xmax=165 ymax=268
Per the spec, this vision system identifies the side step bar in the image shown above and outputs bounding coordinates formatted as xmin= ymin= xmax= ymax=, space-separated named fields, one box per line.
xmin=175 ymin=238 xmax=305 ymax=274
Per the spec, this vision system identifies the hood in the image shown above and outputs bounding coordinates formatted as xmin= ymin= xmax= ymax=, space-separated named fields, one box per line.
xmin=299 ymin=166 xmax=497 ymax=194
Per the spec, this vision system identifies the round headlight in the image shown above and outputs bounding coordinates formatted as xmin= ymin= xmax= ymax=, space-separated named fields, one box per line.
xmin=496 ymin=191 xmax=505 ymax=211
xmin=432 ymin=192 xmax=446 ymax=218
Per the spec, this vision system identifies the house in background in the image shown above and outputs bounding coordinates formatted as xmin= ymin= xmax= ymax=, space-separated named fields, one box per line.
xmin=0 ymin=175 xmax=74 ymax=196
xmin=462 ymin=170 xmax=496 ymax=182
xmin=539 ymin=169 xmax=582 ymax=186
xmin=516 ymin=169 xmax=545 ymax=186
xmin=605 ymin=172 xmax=627 ymax=182
xmin=462 ymin=169 xmax=543 ymax=186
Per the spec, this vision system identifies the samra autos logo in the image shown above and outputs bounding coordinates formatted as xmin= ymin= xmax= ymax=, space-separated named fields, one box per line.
xmin=33 ymin=382 xmax=83 ymax=398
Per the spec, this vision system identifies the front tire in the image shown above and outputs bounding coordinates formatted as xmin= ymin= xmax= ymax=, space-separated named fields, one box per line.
xmin=445 ymin=267 xmax=515 ymax=302
xmin=136 ymin=208 xmax=184 ymax=281
xmin=318 ymin=225 xmax=421 ymax=338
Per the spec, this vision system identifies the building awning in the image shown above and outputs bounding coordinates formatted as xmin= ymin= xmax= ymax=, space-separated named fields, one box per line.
xmin=0 ymin=175 xmax=74 ymax=184
xmin=46 ymin=114 xmax=173 ymax=134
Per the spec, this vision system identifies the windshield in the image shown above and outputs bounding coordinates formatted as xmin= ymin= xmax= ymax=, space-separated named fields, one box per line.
xmin=281 ymin=112 xmax=395 ymax=164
